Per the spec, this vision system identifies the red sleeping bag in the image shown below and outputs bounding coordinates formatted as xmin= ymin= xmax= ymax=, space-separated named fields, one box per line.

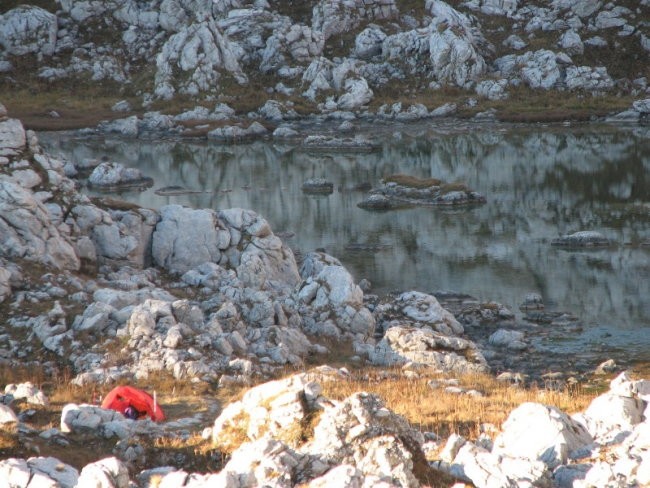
xmin=101 ymin=385 xmax=165 ymax=422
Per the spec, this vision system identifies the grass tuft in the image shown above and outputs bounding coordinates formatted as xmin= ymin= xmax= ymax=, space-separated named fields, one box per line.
xmin=383 ymin=174 xmax=443 ymax=188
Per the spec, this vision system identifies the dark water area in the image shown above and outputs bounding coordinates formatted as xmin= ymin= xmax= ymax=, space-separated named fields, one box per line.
xmin=39 ymin=121 xmax=650 ymax=367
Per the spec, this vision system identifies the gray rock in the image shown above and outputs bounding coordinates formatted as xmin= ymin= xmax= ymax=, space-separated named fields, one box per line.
xmin=633 ymin=98 xmax=650 ymax=114
xmin=475 ymin=79 xmax=508 ymax=100
xmin=152 ymin=205 xmax=224 ymax=274
xmin=88 ymin=162 xmax=153 ymax=190
xmin=353 ymin=26 xmax=387 ymax=59
xmin=305 ymin=391 xmax=424 ymax=487
xmin=154 ymin=20 xmax=247 ymax=99
xmin=0 ymin=176 xmax=80 ymax=270
xmin=370 ymin=326 xmax=488 ymax=373
xmin=0 ymin=266 xmax=10 ymax=303
xmin=565 ymin=66 xmax=613 ymax=91
xmin=207 ymin=122 xmax=268 ymax=141
xmin=488 ymin=329 xmax=526 ymax=350
xmin=559 ymin=30 xmax=583 ymax=55
xmin=4 ymin=382 xmax=48 ymax=406
xmin=77 ymin=457 xmax=130 ymax=488
xmin=0 ymin=6 xmax=57 ymax=56
xmin=493 ymin=402 xmax=593 ymax=469
xmin=595 ymin=8 xmax=630 ymax=29
xmin=503 ymin=34 xmax=527 ymax=51
xmin=111 ymin=100 xmax=131 ymax=112
xmin=0 ymin=404 xmax=18 ymax=424
xmin=0 ymin=118 xmax=26 ymax=157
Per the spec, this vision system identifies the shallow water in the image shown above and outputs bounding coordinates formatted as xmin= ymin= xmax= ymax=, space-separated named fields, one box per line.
xmin=39 ymin=121 xmax=650 ymax=364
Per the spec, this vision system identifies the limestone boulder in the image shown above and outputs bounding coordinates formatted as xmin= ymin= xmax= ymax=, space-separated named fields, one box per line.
xmin=0 ymin=176 xmax=80 ymax=270
xmin=88 ymin=162 xmax=153 ymax=190
xmin=0 ymin=118 xmax=26 ymax=157
xmin=0 ymin=404 xmax=18 ymax=424
xmin=212 ymin=374 xmax=326 ymax=447
xmin=152 ymin=205 xmax=228 ymax=275
xmin=77 ymin=457 xmax=130 ymax=488
xmin=4 ymin=382 xmax=48 ymax=406
xmin=304 ymin=392 xmax=426 ymax=487
xmin=574 ymin=372 xmax=646 ymax=444
xmin=369 ymin=326 xmax=488 ymax=374
xmin=395 ymin=291 xmax=464 ymax=336
xmin=449 ymin=441 xmax=551 ymax=488
xmin=0 ymin=6 xmax=57 ymax=56
xmin=336 ymin=77 xmax=374 ymax=110
xmin=492 ymin=402 xmax=593 ymax=469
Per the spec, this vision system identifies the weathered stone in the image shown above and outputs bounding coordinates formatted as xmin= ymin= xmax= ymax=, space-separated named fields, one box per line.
xmin=493 ymin=402 xmax=593 ymax=469
xmin=0 ymin=6 xmax=57 ymax=56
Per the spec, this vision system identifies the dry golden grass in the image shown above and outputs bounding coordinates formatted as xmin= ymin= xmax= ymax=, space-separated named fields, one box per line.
xmin=320 ymin=368 xmax=597 ymax=440
xmin=383 ymin=174 xmax=443 ymax=188
xmin=213 ymin=411 xmax=251 ymax=455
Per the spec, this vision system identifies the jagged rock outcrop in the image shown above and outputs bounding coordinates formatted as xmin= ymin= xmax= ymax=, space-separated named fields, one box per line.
xmin=154 ymin=20 xmax=247 ymax=99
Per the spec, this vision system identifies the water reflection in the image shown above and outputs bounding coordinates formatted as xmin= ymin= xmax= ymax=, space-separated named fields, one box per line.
xmin=39 ymin=123 xmax=650 ymax=360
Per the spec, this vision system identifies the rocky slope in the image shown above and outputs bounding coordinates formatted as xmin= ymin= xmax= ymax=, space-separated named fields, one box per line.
xmin=0 ymin=0 xmax=649 ymax=128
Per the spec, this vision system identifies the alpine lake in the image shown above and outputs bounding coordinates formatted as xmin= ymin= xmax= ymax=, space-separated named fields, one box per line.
xmin=39 ymin=120 xmax=650 ymax=373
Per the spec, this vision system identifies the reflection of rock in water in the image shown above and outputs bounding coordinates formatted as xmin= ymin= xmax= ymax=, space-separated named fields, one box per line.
xmin=154 ymin=186 xmax=205 ymax=196
xmin=551 ymin=231 xmax=612 ymax=248
xmin=344 ymin=243 xmax=392 ymax=252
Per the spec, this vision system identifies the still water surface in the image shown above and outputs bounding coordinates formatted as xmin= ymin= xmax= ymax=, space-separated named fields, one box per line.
xmin=40 ymin=122 xmax=650 ymax=364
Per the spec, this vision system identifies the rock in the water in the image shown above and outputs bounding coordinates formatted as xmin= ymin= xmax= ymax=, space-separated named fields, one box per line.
xmin=551 ymin=231 xmax=611 ymax=248
xmin=88 ymin=162 xmax=153 ymax=190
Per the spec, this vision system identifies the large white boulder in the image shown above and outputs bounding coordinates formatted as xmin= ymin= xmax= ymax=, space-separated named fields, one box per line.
xmin=0 ymin=6 xmax=57 ymax=56
xmin=212 ymin=374 xmax=325 ymax=447
xmin=0 ymin=176 xmax=80 ymax=270
xmin=0 ymin=118 xmax=26 ymax=157
xmin=450 ymin=441 xmax=551 ymax=488
xmin=77 ymin=457 xmax=130 ymax=488
xmin=396 ymin=291 xmax=463 ymax=336
xmin=369 ymin=326 xmax=488 ymax=374
xmin=5 ymin=382 xmax=48 ymax=406
xmin=492 ymin=402 xmax=593 ymax=469
xmin=0 ymin=404 xmax=18 ymax=424
xmin=574 ymin=372 xmax=646 ymax=444
xmin=152 ymin=205 xmax=228 ymax=274
xmin=304 ymin=392 xmax=425 ymax=487
xmin=336 ymin=77 xmax=373 ymax=110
